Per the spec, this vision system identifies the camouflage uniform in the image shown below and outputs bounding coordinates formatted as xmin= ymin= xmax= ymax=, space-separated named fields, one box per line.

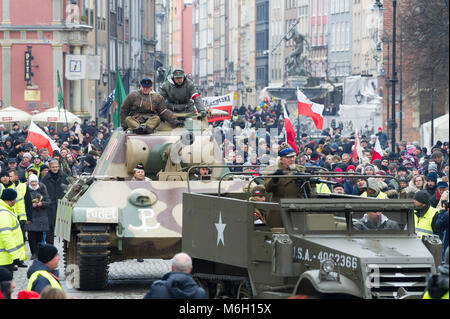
xmin=120 ymin=89 xmax=177 ymax=130
xmin=159 ymin=71 xmax=206 ymax=113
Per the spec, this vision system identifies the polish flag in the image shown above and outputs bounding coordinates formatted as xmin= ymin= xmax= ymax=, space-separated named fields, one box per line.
xmin=352 ymin=130 xmax=363 ymax=163
xmin=297 ymin=89 xmax=324 ymax=130
xmin=26 ymin=121 xmax=60 ymax=157
xmin=371 ymin=136 xmax=383 ymax=163
xmin=283 ymin=105 xmax=298 ymax=154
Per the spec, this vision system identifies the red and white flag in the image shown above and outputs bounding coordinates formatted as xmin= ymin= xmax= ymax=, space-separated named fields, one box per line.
xmin=297 ymin=88 xmax=324 ymax=130
xmin=26 ymin=121 xmax=60 ymax=157
xmin=371 ymin=136 xmax=383 ymax=163
xmin=352 ymin=130 xmax=363 ymax=163
xmin=283 ymin=105 xmax=298 ymax=154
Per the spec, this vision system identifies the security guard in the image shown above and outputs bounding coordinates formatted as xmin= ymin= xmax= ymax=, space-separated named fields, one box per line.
xmin=120 ymin=78 xmax=179 ymax=134
xmin=423 ymin=247 xmax=449 ymax=299
xmin=263 ymin=143 xmax=307 ymax=227
xmin=159 ymin=69 xmax=207 ymax=116
xmin=0 ymin=189 xmax=27 ymax=276
xmin=413 ymin=190 xmax=440 ymax=239
xmin=360 ymin=178 xmax=388 ymax=199
xmin=27 ymin=244 xmax=62 ymax=293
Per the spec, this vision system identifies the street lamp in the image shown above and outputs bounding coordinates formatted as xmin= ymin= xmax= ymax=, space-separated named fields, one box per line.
xmin=355 ymin=90 xmax=363 ymax=104
xmin=390 ymin=0 xmax=398 ymax=152
xmin=102 ymin=71 xmax=109 ymax=86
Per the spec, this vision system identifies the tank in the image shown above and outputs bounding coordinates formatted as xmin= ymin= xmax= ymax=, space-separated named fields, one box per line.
xmin=182 ymin=173 xmax=438 ymax=299
xmin=55 ymin=113 xmax=246 ymax=290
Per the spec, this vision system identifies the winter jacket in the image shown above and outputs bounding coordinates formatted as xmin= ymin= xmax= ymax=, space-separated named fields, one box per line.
xmin=26 ymin=259 xmax=61 ymax=294
xmin=159 ymin=76 xmax=205 ymax=113
xmin=120 ymin=89 xmax=177 ymax=128
xmin=24 ymin=183 xmax=51 ymax=232
xmin=143 ymin=272 xmax=207 ymax=299
xmin=40 ymin=170 xmax=69 ymax=226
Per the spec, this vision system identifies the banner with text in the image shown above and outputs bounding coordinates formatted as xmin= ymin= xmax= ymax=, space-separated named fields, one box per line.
xmin=202 ymin=93 xmax=234 ymax=123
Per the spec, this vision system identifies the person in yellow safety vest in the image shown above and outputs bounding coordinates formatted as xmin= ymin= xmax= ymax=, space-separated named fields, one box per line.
xmin=26 ymin=244 xmax=63 ymax=293
xmin=413 ymin=190 xmax=440 ymax=239
xmin=423 ymin=247 xmax=449 ymax=299
xmin=316 ymin=182 xmax=331 ymax=194
xmin=360 ymin=177 xmax=388 ymax=199
xmin=0 ymin=189 xmax=27 ymax=276
xmin=8 ymin=170 xmax=28 ymax=224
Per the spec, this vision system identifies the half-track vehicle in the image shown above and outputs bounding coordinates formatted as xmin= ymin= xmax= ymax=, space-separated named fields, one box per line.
xmin=55 ymin=112 xmax=246 ymax=290
xmin=182 ymin=172 xmax=439 ymax=299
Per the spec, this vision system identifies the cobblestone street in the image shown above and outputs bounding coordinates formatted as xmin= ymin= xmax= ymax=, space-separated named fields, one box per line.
xmin=11 ymin=239 xmax=171 ymax=299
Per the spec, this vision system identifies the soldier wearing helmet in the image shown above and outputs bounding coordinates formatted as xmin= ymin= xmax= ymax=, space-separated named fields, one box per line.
xmin=159 ymin=69 xmax=207 ymax=117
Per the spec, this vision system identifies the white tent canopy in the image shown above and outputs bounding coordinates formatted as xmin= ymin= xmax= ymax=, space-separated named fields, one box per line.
xmin=0 ymin=106 xmax=32 ymax=123
xmin=420 ymin=113 xmax=449 ymax=153
xmin=31 ymin=107 xmax=82 ymax=125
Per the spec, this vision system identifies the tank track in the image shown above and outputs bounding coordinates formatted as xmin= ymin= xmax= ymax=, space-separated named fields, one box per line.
xmin=64 ymin=224 xmax=111 ymax=290
xmin=193 ymin=273 xmax=253 ymax=299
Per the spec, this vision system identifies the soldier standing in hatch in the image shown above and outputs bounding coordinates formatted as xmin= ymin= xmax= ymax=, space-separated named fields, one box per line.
xmin=262 ymin=143 xmax=308 ymax=227
xmin=120 ymin=78 xmax=179 ymax=134
xmin=159 ymin=69 xmax=207 ymax=117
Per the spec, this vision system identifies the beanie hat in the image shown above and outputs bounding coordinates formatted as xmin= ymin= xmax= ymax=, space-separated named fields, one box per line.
xmin=0 ymin=188 xmax=17 ymax=201
xmin=426 ymin=172 xmax=438 ymax=183
xmin=23 ymin=152 xmax=32 ymax=160
xmin=346 ymin=165 xmax=356 ymax=172
xmin=437 ymin=181 xmax=448 ymax=189
xmin=0 ymin=171 xmax=9 ymax=178
xmin=414 ymin=190 xmax=430 ymax=205
xmin=28 ymin=174 xmax=39 ymax=184
xmin=37 ymin=244 xmax=58 ymax=264
xmin=428 ymin=162 xmax=438 ymax=172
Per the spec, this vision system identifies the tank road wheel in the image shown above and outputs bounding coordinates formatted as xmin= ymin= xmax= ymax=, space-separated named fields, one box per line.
xmin=65 ymin=224 xmax=111 ymax=290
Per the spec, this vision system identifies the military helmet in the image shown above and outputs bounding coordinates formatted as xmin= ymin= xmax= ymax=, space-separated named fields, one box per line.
xmin=172 ymin=69 xmax=185 ymax=78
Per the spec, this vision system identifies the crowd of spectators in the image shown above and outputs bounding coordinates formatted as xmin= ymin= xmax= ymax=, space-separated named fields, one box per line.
xmin=0 ymin=119 xmax=112 ymax=181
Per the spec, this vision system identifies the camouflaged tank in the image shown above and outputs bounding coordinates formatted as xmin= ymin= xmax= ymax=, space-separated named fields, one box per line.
xmin=55 ymin=112 xmax=246 ymax=290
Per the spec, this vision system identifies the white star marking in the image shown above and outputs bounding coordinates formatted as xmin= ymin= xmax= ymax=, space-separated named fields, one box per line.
xmin=215 ymin=212 xmax=226 ymax=246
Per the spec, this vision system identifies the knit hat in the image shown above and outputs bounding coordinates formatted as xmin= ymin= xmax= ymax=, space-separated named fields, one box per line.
xmin=428 ymin=162 xmax=438 ymax=172
xmin=28 ymin=174 xmax=39 ymax=184
xmin=0 ymin=267 xmax=13 ymax=282
xmin=0 ymin=188 xmax=17 ymax=201
xmin=426 ymin=172 xmax=438 ymax=183
xmin=23 ymin=152 xmax=32 ymax=160
xmin=0 ymin=171 xmax=9 ymax=178
xmin=437 ymin=181 xmax=448 ymax=189
xmin=346 ymin=165 xmax=356 ymax=172
xmin=37 ymin=244 xmax=58 ymax=264
xmin=414 ymin=190 xmax=430 ymax=205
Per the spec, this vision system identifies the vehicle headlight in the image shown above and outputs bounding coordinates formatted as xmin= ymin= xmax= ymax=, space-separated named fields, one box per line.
xmin=321 ymin=260 xmax=335 ymax=273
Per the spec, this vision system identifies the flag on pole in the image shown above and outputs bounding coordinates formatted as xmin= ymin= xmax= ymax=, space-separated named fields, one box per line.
xmin=99 ymin=90 xmax=115 ymax=118
xmin=57 ymin=70 xmax=64 ymax=117
xmin=112 ymin=65 xmax=126 ymax=129
xmin=297 ymin=88 xmax=324 ymax=130
xmin=283 ymin=105 xmax=298 ymax=154
xmin=164 ymin=67 xmax=172 ymax=82
xmin=371 ymin=136 xmax=383 ymax=163
xmin=26 ymin=121 xmax=60 ymax=157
